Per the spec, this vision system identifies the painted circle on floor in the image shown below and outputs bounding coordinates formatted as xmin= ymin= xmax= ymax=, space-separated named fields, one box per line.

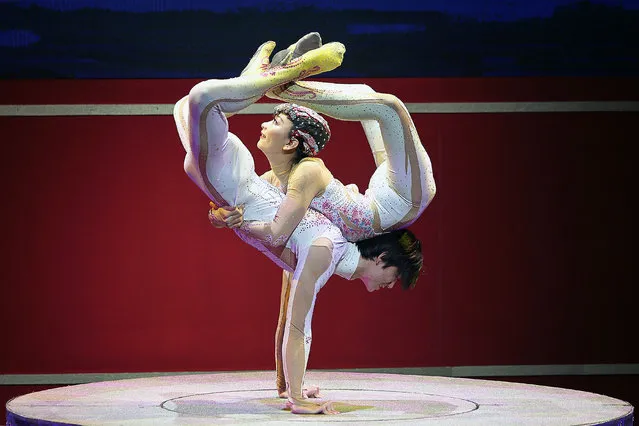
xmin=161 ymin=388 xmax=478 ymax=422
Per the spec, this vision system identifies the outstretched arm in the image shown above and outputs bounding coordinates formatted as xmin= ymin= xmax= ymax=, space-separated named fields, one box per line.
xmin=282 ymin=240 xmax=338 ymax=414
xmin=275 ymin=270 xmax=322 ymax=400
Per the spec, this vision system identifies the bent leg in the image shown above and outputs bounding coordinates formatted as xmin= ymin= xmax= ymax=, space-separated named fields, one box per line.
xmin=178 ymin=42 xmax=345 ymax=205
xmin=361 ymin=120 xmax=387 ymax=167
xmin=269 ymin=82 xmax=387 ymax=165
xmin=187 ymin=42 xmax=344 ymax=116
xmin=268 ymin=81 xmax=436 ymax=226
xmin=176 ymin=96 xmax=248 ymax=206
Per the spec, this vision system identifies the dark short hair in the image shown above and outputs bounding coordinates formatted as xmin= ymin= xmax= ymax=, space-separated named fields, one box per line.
xmin=355 ymin=229 xmax=423 ymax=290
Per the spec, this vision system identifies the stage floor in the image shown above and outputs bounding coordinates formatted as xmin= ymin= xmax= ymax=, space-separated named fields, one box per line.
xmin=6 ymin=371 xmax=634 ymax=425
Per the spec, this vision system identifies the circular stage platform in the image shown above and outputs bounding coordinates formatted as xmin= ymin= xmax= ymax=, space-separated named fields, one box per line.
xmin=6 ymin=371 xmax=634 ymax=425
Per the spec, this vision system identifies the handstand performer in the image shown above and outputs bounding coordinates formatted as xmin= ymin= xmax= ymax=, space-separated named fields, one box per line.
xmin=175 ymin=38 xmax=423 ymax=414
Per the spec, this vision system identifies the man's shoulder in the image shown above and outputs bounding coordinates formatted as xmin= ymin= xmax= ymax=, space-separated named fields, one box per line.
xmin=295 ymin=157 xmax=326 ymax=174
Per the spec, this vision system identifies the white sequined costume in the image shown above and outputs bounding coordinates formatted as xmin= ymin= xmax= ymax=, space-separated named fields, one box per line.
xmin=173 ymin=41 xmax=359 ymax=407
xmin=269 ymin=81 xmax=437 ymax=241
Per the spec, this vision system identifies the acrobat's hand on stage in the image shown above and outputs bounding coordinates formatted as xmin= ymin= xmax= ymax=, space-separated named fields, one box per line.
xmin=287 ymin=400 xmax=339 ymax=415
xmin=279 ymin=385 xmax=321 ymax=399
xmin=208 ymin=202 xmax=244 ymax=229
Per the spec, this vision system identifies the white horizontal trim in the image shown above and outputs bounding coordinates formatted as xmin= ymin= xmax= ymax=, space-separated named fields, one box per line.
xmin=0 ymin=104 xmax=176 ymax=116
xmin=409 ymin=101 xmax=639 ymax=113
xmin=1 ymin=101 xmax=638 ymax=117
xmin=1 ymin=364 xmax=637 ymax=385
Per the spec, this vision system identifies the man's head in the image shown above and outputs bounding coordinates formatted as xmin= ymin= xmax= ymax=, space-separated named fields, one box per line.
xmin=257 ymin=103 xmax=330 ymax=163
xmin=355 ymin=229 xmax=423 ymax=292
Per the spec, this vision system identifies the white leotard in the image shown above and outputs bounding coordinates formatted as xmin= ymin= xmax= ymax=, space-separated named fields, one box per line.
xmin=176 ymin=89 xmax=357 ymax=405
xmin=309 ymin=161 xmax=420 ymax=241
xmin=268 ymin=80 xmax=436 ymax=243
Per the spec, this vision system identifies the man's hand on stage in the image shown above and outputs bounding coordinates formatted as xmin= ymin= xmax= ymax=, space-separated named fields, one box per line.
xmin=208 ymin=202 xmax=244 ymax=229
xmin=279 ymin=385 xmax=321 ymax=399
xmin=287 ymin=400 xmax=339 ymax=415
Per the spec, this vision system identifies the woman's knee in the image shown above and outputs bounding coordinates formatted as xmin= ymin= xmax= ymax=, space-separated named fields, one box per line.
xmin=188 ymin=79 xmax=224 ymax=111
xmin=354 ymin=83 xmax=375 ymax=94
xmin=377 ymin=93 xmax=404 ymax=109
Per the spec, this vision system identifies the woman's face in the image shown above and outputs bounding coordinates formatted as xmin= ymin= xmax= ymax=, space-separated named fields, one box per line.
xmin=257 ymin=113 xmax=295 ymax=155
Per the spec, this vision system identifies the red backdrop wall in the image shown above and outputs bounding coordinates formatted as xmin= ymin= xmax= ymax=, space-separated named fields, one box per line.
xmin=0 ymin=78 xmax=636 ymax=375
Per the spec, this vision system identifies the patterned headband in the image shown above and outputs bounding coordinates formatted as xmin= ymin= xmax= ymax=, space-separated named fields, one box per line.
xmin=273 ymin=103 xmax=331 ymax=156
